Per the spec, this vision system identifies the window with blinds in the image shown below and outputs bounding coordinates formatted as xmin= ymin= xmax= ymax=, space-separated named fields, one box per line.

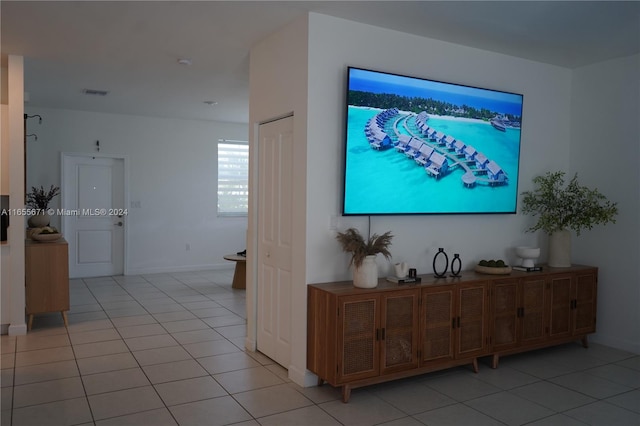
xmin=217 ymin=140 xmax=249 ymax=216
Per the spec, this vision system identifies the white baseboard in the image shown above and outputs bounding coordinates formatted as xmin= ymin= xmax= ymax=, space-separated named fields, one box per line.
xmin=125 ymin=263 xmax=233 ymax=276
xmin=244 ymin=337 xmax=257 ymax=352
xmin=288 ymin=364 xmax=318 ymax=388
xmin=590 ymin=333 xmax=640 ymax=355
xmin=8 ymin=323 xmax=27 ymax=335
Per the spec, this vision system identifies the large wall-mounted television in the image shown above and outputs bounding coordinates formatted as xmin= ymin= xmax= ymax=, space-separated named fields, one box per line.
xmin=342 ymin=66 xmax=524 ymax=216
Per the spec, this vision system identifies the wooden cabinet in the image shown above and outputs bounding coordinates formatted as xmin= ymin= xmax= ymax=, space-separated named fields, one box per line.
xmin=25 ymin=239 xmax=69 ymax=330
xmin=420 ymin=282 xmax=488 ymax=370
xmin=308 ymin=265 xmax=597 ymax=402
xmin=308 ymin=276 xmax=487 ymax=402
xmin=489 ymin=266 xmax=597 ymax=367
xmin=333 ymin=290 xmax=420 ymax=382
xmin=490 ymin=276 xmax=547 ymax=363
xmin=420 ymin=285 xmax=454 ymax=363
xmin=380 ymin=290 xmax=420 ymax=375
xmin=308 ymin=287 xmax=420 ymax=401
xmin=549 ymin=269 xmax=597 ymax=338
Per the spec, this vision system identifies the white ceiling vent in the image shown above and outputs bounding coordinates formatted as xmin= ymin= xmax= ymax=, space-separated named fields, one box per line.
xmin=82 ymin=88 xmax=109 ymax=96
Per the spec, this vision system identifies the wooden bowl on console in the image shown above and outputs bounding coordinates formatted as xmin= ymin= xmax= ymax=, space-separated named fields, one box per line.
xmin=32 ymin=233 xmax=63 ymax=242
xmin=474 ymin=265 xmax=512 ymax=275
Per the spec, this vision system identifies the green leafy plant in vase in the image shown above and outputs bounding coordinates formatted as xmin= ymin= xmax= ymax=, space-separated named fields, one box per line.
xmin=26 ymin=185 xmax=60 ymax=228
xmin=520 ymin=171 xmax=617 ymax=267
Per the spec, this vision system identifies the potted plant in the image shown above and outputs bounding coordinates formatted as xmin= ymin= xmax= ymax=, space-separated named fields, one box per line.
xmin=26 ymin=185 xmax=60 ymax=228
xmin=520 ymin=171 xmax=617 ymax=267
xmin=336 ymin=228 xmax=393 ymax=288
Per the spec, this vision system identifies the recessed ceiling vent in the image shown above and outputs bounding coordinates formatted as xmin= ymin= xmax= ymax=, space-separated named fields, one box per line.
xmin=82 ymin=89 xmax=109 ymax=96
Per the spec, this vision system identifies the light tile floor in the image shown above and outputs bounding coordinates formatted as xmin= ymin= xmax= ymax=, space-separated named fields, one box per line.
xmin=1 ymin=269 xmax=639 ymax=426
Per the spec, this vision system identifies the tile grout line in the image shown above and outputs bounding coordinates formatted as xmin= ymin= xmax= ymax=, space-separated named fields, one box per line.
xmin=77 ymin=272 xmax=246 ymax=425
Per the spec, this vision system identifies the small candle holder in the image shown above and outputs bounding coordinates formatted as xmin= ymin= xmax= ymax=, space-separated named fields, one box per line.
xmin=450 ymin=253 xmax=462 ymax=277
xmin=433 ymin=248 xmax=449 ymax=278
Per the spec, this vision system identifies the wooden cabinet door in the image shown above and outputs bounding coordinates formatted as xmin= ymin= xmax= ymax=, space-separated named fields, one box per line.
xmin=380 ymin=289 xmax=419 ymax=374
xmin=25 ymin=241 xmax=69 ymax=314
xmin=420 ymin=286 xmax=454 ymax=364
xmin=573 ymin=270 xmax=597 ymax=335
xmin=520 ymin=277 xmax=548 ymax=344
xmin=456 ymin=282 xmax=489 ymax=358
xmin=337 ymin=294 xmax=380 ymax=383
xmin=490 ymin=278 xmax=520 ymax=351
xmin=548 ymin=274 xmax=573 ymax=339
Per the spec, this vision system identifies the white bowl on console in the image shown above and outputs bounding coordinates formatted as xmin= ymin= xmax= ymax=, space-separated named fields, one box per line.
xmin=515 ymin=246 xmax=540 ymax=268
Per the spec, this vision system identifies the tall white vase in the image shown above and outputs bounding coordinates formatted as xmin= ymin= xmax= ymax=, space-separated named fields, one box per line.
xmin=548 ymin=229 xmax=571 ymax=267
xmin=353 ymin=255 xmax=379 ymax=288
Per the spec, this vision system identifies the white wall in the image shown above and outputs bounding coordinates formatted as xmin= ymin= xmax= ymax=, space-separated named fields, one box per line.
xmin=570 ymin=54 xmax=640 ymax=353
xmin=306 ymin=14 xmax=572 ymax=283
xmin=25 ymin=106 xmax=249 ymax=275
xmin=247 ymin=15 xmax=310 ymax=385
xmin=1 ymin=104 xmax=10 ymax=331
xmin=3 ymin=55 xmax=26 ymax=335
xmin=249 ymin=13 xmax=579 ymax=386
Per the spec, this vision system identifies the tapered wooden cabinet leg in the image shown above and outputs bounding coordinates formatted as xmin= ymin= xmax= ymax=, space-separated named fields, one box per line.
xmin=61 ymin=311 xmax=69 ymax=327
xmin=472 ymin=358 xmax=479 ymax=373
xmin=581 ymin=336 xmax=589 ymax=348
xmin=27 ymin=314 xmax=34 ymax=331
xmin=317 ymin=377 xmax=324 ymax=386
xmin=341 ymin=385 xmax=351 ymax=403
xmin=491 ymin=354 xmax=499 ymax=369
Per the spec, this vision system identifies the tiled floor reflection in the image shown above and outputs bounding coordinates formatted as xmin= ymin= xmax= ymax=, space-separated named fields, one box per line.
xmin=1 ymin=269 xmax=639 ymax=425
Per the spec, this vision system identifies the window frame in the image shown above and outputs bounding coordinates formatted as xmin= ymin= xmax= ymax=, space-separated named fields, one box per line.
xmin=217 ymin=139 xmax=249 ymax=217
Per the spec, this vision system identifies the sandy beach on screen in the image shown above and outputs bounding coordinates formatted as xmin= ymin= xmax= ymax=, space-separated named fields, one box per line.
xmin=351 ymin=106 xmax=490 ymax=126
xmin=423 ymin=114 xmax=489 ymax=125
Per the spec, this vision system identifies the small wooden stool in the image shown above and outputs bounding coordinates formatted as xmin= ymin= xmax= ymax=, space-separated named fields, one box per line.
xmin=223 ymin=254 xmax=247 ymax=289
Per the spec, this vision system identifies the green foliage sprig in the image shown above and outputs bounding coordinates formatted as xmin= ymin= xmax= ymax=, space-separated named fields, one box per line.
xmin=26 ymin=185 xmax=60 ymax=210
xmin=521 ymin=171 xmax=618 ymax=236
xmin=336 ymin=228 xmax=393 ymax=268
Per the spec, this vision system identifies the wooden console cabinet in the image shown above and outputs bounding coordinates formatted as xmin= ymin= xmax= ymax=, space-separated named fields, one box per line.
xmin=490 ymin=267 xmax=597 ymax=367
xmin=25 ymin=238 xmax=70 ymax=330
xmin=308 ymin=265 xmax=596 ymax=402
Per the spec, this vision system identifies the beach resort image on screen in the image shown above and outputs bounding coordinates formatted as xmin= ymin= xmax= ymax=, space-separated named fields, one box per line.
xmin=344 ymin=68 xmax=523 ymax=215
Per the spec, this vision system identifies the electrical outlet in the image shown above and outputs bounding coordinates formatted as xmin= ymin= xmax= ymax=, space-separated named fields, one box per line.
xmin=329 ymin=215 xmax=339 ymax=231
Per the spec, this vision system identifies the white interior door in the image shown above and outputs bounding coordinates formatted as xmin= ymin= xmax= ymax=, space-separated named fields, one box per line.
xmin=257 ymin=115 xmax=293 ymax=368
xmin=62 ymin=154 xmax=125 ymax=278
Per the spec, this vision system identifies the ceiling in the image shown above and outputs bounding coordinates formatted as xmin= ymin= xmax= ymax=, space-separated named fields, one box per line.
xmin=2 ymin=1 xmax=639 ymax=124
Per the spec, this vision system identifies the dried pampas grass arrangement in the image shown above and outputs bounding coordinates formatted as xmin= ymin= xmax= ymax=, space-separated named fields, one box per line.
xmin=336 ymin=228 xmax=393 ymax=268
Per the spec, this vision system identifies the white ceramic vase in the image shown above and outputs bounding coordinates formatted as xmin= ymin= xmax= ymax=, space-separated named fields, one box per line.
xmin=28 ymin=212 xmax=50 ymax=228
xmin=353 ymin=255 xmax=379 ymax=288
xmin=548 ymin=229 xmax=571 ymax=267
